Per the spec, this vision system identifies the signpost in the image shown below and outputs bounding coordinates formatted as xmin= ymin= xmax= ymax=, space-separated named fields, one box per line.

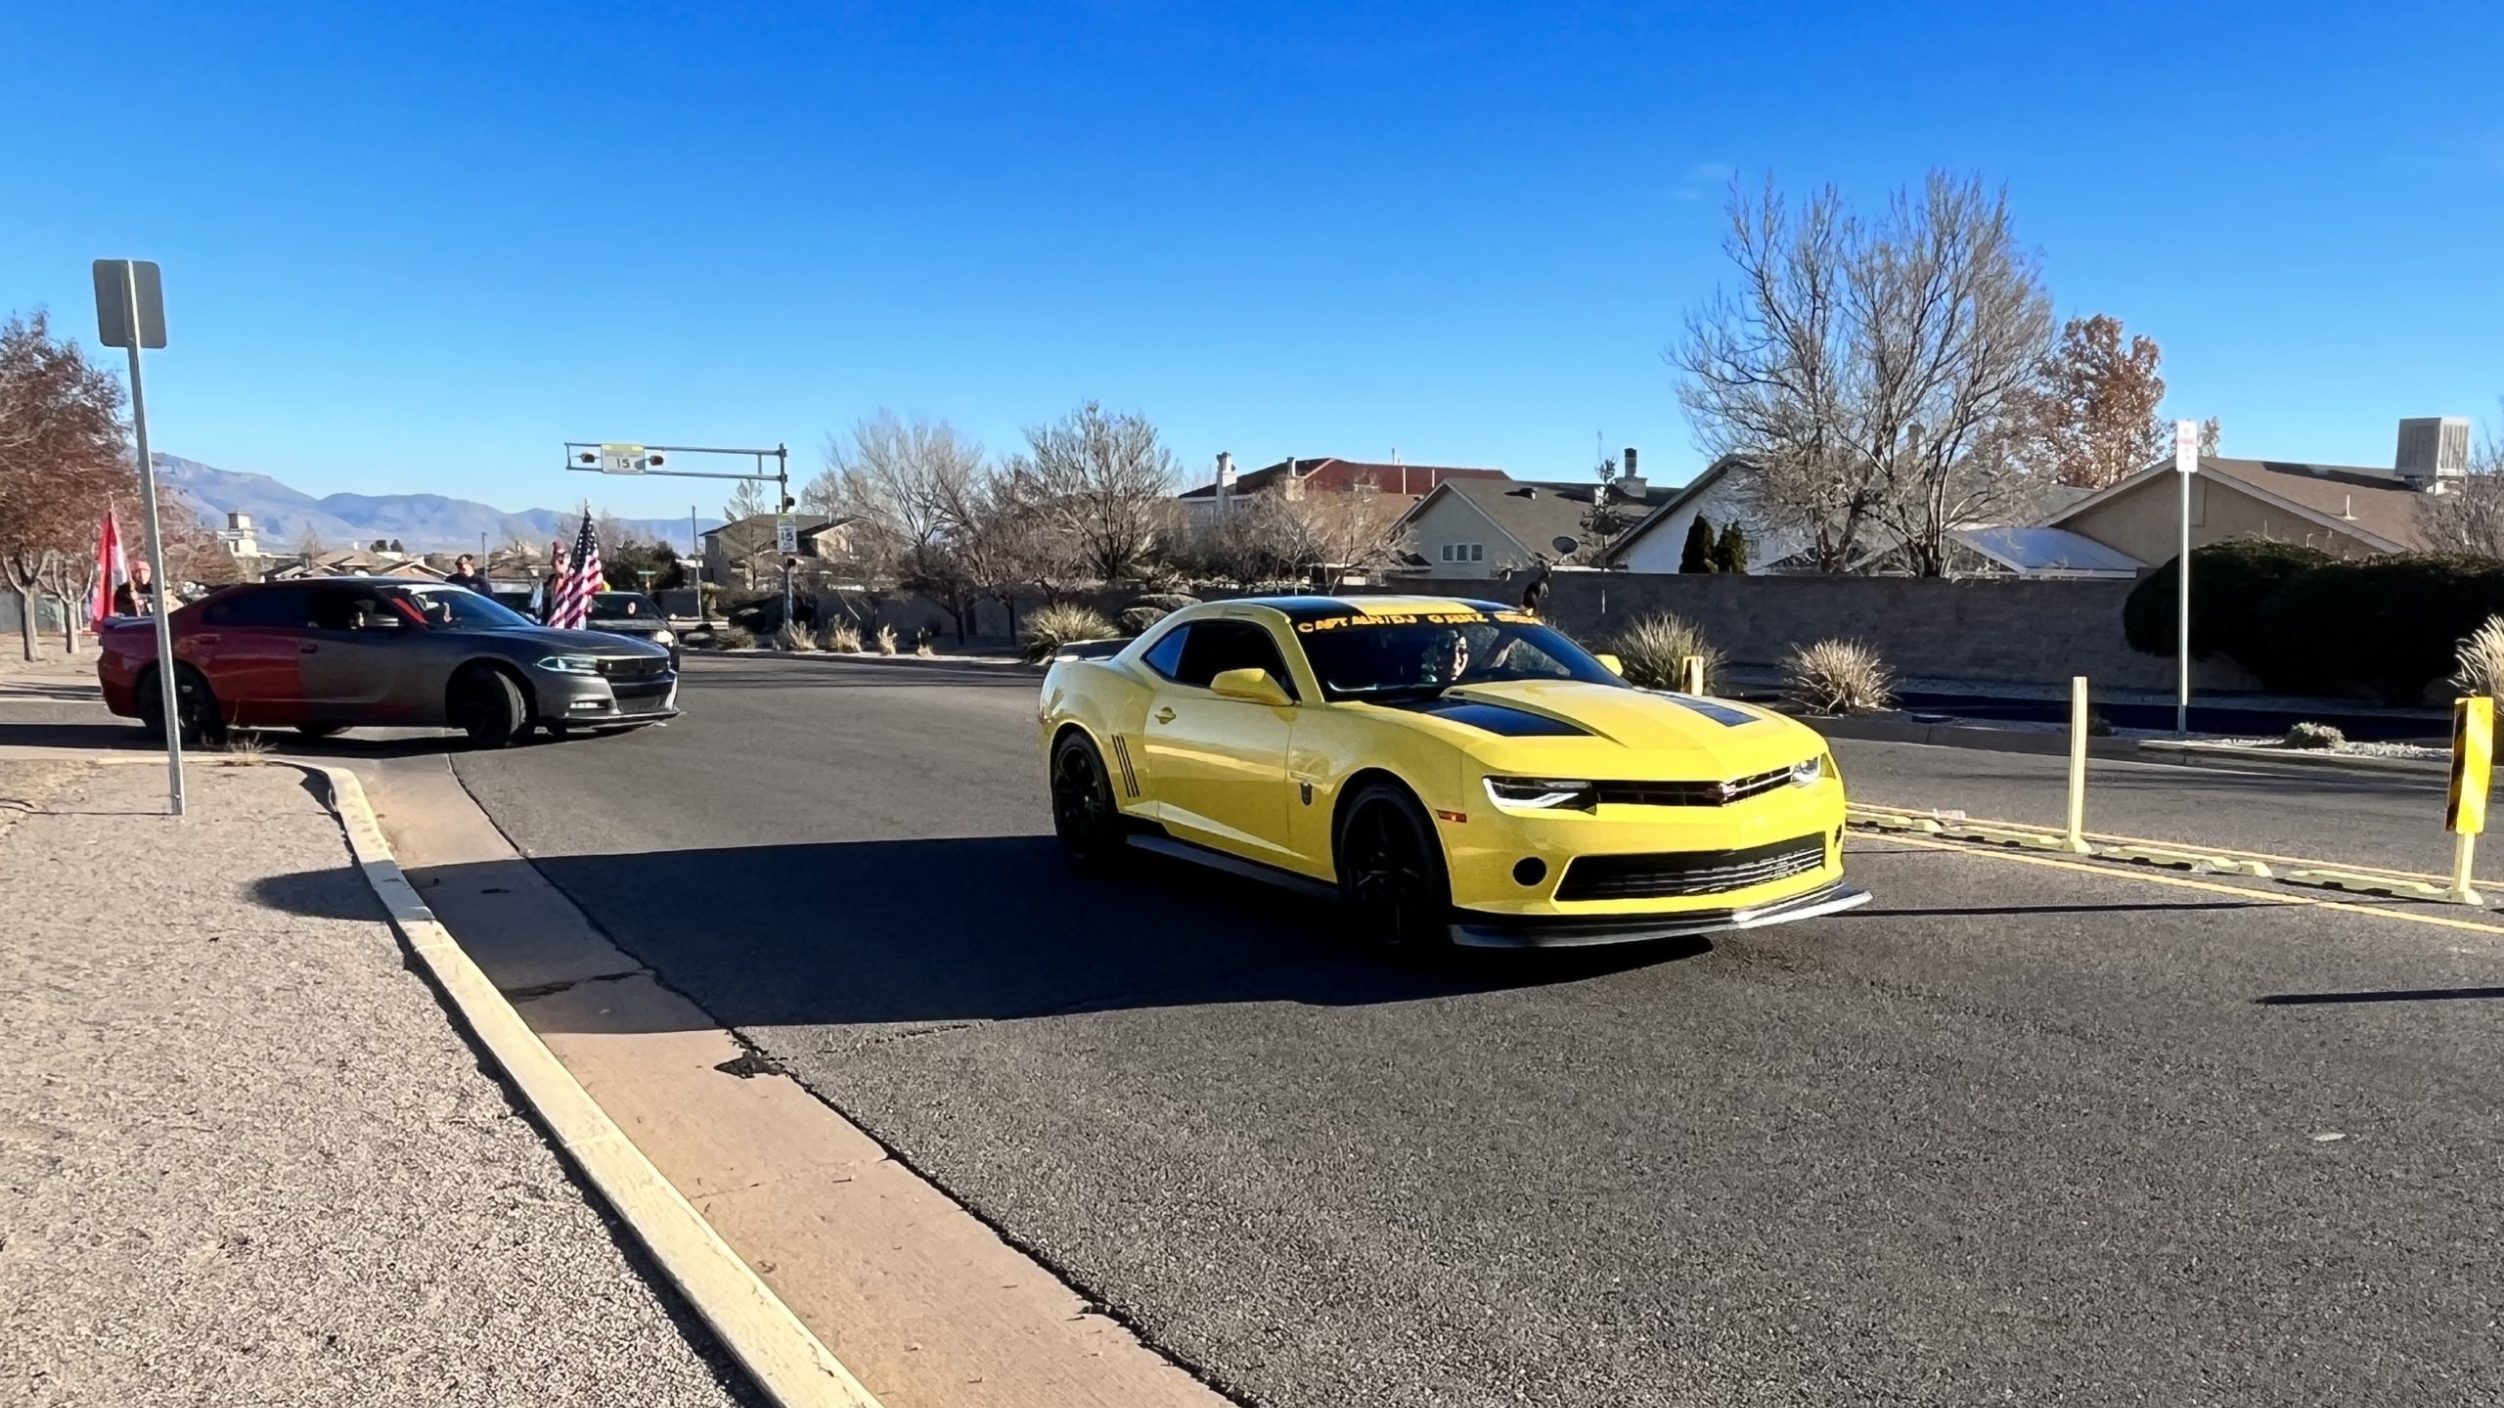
xmin=598 ymin=442 xmax=652 ymax=475
xmin=93 ymin=259 xmax=184 ymax=817
xmin=775 ymin=517 xmax=799 ymax=556
xmin=2174 ymin=419 xmax=2199 ymax=737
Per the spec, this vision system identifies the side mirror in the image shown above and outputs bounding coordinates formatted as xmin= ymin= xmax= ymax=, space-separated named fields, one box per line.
xmin=1594 ymin=652 xmax=1625 ymax=676
xmin=1209 ymin=666 xmax=1293 ymax=707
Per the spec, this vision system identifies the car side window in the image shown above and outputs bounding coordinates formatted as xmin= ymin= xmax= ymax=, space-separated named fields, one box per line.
xmin=1172 ymin=620 xmax=1297 ymax=698
xmin=308 ymin=587 xmax=399 ymax=632
xmin=1141 ymin=624 xmax=1190 ymax=681
xmin=202 ymin=588 xmax=310 ymax=628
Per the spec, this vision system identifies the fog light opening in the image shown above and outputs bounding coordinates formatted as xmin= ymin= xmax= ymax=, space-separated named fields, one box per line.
xmin=1512 ymin=857 xmax=1548 ymax=888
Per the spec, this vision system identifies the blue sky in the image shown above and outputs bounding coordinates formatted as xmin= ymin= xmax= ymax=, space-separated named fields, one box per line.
xmin=5 ymin=1 xmax=2499 ymax=519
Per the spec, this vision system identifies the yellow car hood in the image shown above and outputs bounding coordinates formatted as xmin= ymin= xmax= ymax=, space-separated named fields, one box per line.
xmin=1421 ymin=679 xmax=1818 ymax=778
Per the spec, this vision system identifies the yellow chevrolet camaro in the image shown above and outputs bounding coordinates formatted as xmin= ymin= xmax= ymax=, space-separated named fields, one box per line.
xmin=1038 ymin=595 xmax=1869 ymax=948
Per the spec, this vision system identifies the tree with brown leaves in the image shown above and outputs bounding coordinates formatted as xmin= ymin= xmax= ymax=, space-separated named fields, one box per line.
xmin=2021 ymin=314 xmax=2168 ymax=489
xmin=0 ymin=312 xmax=136 ymax=660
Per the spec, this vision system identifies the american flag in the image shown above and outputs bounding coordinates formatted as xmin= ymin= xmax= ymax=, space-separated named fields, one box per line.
xmin=550 ymin=511 xmax=603 ymax=630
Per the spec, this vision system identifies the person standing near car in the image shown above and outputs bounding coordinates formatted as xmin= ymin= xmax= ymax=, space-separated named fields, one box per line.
xmin=113 ymin=558 xmax=156 ymax=617
xmin=443 ymin=554 xmax=489 ymax=593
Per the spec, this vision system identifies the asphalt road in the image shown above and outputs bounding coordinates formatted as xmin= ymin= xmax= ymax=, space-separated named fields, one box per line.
xmin=429 ymin=655 xmax=2504 ymax=1408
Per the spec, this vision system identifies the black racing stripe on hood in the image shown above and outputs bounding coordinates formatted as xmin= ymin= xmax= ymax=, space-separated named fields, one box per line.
xmin=1649 ymin=691 xmax=1761 ymax=727
xmin=1385 ymin=698 xmax=1594 ymax=737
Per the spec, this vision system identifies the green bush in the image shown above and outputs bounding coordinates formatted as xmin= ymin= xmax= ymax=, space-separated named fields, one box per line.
xmin=1021 ymin=603 xmax=1119 ymax=661
xmin=1611 ymin=613 xmax=1723 ymax=692
xmin=2122 ymin=538 xmax=2335 ymax=680
xmin=2255 ymin=554 xmax=2504 ymax=703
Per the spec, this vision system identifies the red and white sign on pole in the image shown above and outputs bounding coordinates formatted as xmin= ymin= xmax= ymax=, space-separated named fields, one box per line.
xmin=2175 ymin=419 xmax=2200 ymax=475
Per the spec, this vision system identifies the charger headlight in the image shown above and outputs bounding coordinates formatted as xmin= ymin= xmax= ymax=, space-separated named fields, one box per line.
xmin=536 ymin=654 xmax=603 ymax=675
xmin=1482 ymin=777 xmax=1597 ymax=812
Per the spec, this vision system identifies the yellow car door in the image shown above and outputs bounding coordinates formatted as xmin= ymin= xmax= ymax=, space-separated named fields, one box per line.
xmin=1138 ymin=617 xmax=1298 ymax=863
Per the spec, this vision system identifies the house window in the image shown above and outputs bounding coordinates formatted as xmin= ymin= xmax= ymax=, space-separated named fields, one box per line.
xmin=1469 ymin=544 xmax=1484 ymax=562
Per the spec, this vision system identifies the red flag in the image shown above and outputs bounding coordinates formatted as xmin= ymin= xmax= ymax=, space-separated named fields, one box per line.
xmin=92 ymin=510 xmax=128 ymax=627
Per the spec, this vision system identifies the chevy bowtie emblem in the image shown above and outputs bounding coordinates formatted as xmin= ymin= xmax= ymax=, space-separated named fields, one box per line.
xmin=1710 ymin=780 xmax=1739 ymax=802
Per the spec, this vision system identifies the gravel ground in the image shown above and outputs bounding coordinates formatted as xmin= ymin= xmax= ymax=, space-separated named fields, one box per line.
xmin=0 ymin=760 xmax=756 ymax=1408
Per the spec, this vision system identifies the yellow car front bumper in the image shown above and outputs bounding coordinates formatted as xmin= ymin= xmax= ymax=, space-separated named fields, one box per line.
xmin=1436 ymin=777 xmax=1861 ymax=946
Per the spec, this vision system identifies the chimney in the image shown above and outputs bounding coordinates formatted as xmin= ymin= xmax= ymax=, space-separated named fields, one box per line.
xmin=1622 ymin=446 xmax=1638 ymax=480
xmin=1215 ymin=451 xmax=1235 ymax=515
xmin=2396 ymin=416 xmax=2472 ymax=490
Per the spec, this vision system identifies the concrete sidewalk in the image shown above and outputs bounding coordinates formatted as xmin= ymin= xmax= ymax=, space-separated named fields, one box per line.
xmin=0 ymin=760 xmax=758 ymax=1408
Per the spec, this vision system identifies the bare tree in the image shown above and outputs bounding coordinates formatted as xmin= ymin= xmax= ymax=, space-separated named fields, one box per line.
xmin=716 ymin=477 xmax=774 ymax=587
xmin=1675 ymin=172 xmax=2055 ymax=575
xmin=1020 ymin=402 xmax=1175 ymax=581
xmin=1285 ymin=488 xmax=1416 ymax=590
xmin=1674 ymin=183 xmax=1868 ymax=571
xmin=2019 ymin=314 xmax=2167 ymax=488
xmin=2420 ymin=411 xmax=2504 ymax=558
xmin=821 ymin=411 xmax=994 ymax=636
xmin=0 ymin=312 xmax=133 ymax=659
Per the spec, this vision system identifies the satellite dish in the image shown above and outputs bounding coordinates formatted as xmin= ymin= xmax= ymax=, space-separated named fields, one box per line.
xmin=1551 ymin=536 xmax=1579 ymax=556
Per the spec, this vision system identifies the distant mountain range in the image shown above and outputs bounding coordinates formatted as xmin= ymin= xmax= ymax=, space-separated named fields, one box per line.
xmin=154 ymin=455 xmax=718 ymax=554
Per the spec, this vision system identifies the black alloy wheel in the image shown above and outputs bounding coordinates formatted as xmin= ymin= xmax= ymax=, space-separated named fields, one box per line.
xmin=1050 ymin=734 xmax=1126 ymax=876
xmin=137 ymin=665 xmax=226 ymax=747
xmin=1336 ymin=783 xmax=1451 ymax=949
xmin=454 ymin=668 xmax=529 ymax=748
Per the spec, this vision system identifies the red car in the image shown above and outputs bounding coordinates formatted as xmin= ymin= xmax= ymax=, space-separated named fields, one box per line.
xmin=98 ymin=578 xmax=681 ymax=746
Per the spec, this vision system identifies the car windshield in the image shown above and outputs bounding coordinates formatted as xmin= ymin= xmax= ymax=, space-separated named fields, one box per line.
xmin=1294 ymin=608 xmax=1624 ymax=701
xmin=591 ymin=592 xmax=657 ymax=619
xmin=390 ymin=585 xmax=537 ymax=630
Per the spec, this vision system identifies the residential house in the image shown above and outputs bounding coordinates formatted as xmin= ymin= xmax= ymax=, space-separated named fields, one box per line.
xmin=1598 ymin=455 xmax=1808 ymax=575
xmin=2044 ymin=419 xmax=2468 ymax=564
xmin=1400 ymin=474 xmax=1678 ymax=579
xmin=702 ymin=514 xmax=857 ymax=586
xmin=1176 ymin=456 xmax=1509 ymax=522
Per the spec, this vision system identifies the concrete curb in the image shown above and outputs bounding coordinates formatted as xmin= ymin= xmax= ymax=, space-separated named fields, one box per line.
xmin=2135 ymin=739 xmax=2449 ymax=778
xmin=304 ymin=762 xmax=885 ymax=1408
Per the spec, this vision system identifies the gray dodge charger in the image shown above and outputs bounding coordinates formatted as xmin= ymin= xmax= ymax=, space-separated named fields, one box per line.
xmin=99 ymin=578 xmax=680 ymax=747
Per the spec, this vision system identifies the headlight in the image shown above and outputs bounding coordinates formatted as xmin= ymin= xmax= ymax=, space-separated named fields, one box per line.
xmin=536 ymin=654 xmax=603 ymax=675
xmin=1790 ymin=754 xmax=1828 ymax=787
xmin=1482 ymin=777 xmax=1597 ymax=812
xmin=653 ymin=629 xmax=676 ymax=646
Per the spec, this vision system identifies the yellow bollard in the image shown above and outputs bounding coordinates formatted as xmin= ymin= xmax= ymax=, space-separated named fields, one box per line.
xmin=2445 ymin=696 xmax=2492 ymax=905
xmin=1681 ymin=654 xmax=1706 ymax=695
xmin=2064 ymin=676 xmax=2093 ymax=853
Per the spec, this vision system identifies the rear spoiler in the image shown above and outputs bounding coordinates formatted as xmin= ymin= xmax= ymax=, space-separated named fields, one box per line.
xmin=1051 ymin=637 xmax=1129 ymax=662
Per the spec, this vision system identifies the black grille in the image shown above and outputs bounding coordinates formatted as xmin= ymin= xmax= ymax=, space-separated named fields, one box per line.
xmin=597 ymin=655 xmax=670 ymax=680
xmin=1593 ymin=766 xmax=1794 ymax=808
xmin=1554 ymin=834 xmax=1827 ymax=902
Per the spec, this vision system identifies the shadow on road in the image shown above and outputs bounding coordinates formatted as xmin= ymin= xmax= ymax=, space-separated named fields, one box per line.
xmin=252 ymin=834 xmax=1704 ymax=1032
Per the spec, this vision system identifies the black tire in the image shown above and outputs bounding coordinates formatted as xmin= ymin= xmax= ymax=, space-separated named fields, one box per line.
xmin=135 ymin=665 xmax=226 ymax=747
xmin=1049 ymin=733 xmax=1127 ymax=876
xmin=452 ymin=667 xmax=529 ymax=749
xmin=295 ymin=722 xmax=347 ymax=739
xmin=1334 ymin=782 xmax=1453 ymax=949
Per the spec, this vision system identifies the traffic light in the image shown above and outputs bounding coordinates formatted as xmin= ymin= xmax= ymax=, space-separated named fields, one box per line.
xmin=646 ymin=452 xmax=666 ymax=469
xmin=781 ymin=494 xmax=795 ymax=511
xmin=576 ymin=450 xmax=596 ymax=465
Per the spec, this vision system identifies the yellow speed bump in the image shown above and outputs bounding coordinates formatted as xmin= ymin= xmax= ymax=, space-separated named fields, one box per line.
xmin=2095 ymin=843 xmax=2250 ymax=876
xmin=1849 ymin=810 xmax=1944 ymax=835
xmin=2280 ymin=868 xmax=2454 ymax=903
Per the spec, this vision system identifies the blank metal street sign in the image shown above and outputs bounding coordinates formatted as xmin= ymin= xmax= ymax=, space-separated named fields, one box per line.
xmin=93 ymin=260 xmax=167 ymax=350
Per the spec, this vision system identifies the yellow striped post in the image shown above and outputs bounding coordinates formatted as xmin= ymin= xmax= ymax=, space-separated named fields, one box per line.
xmin=2446 ymin=696 xmax=2492 ymax=904
xmin=2064 ymin=676 xmax=2094 ymax=853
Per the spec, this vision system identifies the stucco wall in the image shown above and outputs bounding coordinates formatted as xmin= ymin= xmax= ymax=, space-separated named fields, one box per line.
xmin=1380 ymin=571 xmax=2254 ymax=692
